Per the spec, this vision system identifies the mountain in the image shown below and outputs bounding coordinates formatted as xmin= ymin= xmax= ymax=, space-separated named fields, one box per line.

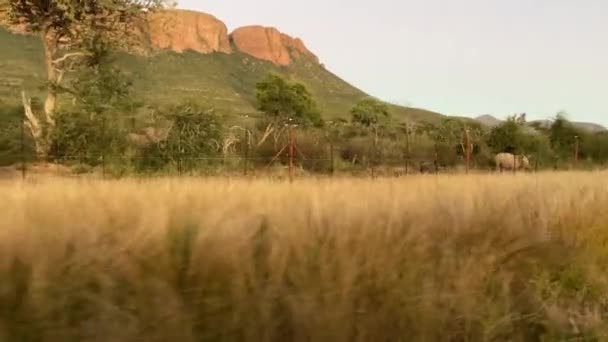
xmin=529 ymin=119 xmax=607 ymax=133
xmin=0 ymin=9 xmax=444 ymax=125
xmin=474 ymin=115 xmax=503 ymax=127
xmin=474 ymin=115 xmax=607 ymax=133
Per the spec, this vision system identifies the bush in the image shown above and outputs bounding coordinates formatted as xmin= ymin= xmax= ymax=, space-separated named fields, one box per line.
xmin=49 ymin=111 xmax=127 ymax=167
xmin=134 ymin=102 xmax=224 ymax=173
xmin=0 ymin=104 xmax=36 ymax=166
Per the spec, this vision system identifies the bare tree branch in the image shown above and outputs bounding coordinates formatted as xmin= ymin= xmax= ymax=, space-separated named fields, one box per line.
xmin=22 ymin=91 xmax=47 ymax=156
xmin=52 ymin=52 xmax=89 ymax=65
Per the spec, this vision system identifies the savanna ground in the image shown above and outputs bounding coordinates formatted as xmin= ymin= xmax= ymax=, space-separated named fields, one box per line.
xmin=1 ymin=172 xmax=608 ymax=341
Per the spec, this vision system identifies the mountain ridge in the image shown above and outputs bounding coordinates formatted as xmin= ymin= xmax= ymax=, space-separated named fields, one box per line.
xmin=474 ymin=114 xmax=607 ymax=133
xmin=1 ymin=7 xmax=604 ymax=131
xmin=0 ymin=6 xmax=446 ymax=125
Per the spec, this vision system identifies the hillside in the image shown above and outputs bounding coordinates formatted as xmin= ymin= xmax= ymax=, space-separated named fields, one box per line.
xmin=0 ymin=9 xmax=444 ymax=125
xmin=474 ymin=115 xmax=607 ymax=133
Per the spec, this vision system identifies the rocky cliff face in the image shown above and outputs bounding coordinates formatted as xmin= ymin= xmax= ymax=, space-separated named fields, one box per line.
xmin=0 ymin=8 xmax=320 ymax=65
xmin=230 ymin=25 xmax=319 ymax=65
xmin=146 ymin=9 xmax=231 ymax=54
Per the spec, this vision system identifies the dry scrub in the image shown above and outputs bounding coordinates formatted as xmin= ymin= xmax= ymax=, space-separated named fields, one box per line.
xmin=1 ymin=172 xmax=608 ymax=341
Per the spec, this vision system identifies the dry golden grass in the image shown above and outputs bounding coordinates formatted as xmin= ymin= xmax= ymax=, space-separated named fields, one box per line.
xmin=1 ymin=172 xmax=608 ymax=341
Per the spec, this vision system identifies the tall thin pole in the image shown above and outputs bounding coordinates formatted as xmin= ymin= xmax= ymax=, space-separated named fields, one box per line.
xmin=465 ymin=128 xmax=471 ymax=174
xmin=329 ymin=141 xmax=334 ymax=176
xmin=288 ymin=124 xmax=294 ymax=182
xmin=372 ymin=125 xmax=377 ymax=179
xmin=243 ymin=129 xmax=249 ymax=176
xmin=405 ymin=125 xmax=410 ymax=175
xmin=101 ymin=116 xmax=106 ymax=179
xmin=21 ymin=111 xmax=26 ymax=180
xmin=574 ymin=135 xmax=579 ymax=169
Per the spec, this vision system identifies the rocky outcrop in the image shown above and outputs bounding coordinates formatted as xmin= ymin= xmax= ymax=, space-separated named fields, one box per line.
xmin=146 ymin=9 xmax=231 ymax=54
xmin=230 ymin=25 xmax=319 ymax=65
xmin=1 ymin=8 xmax=322 ymax=65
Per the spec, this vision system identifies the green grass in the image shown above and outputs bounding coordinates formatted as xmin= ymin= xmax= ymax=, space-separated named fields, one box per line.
xmin=0 ymin=27 xmax=444 ymax=125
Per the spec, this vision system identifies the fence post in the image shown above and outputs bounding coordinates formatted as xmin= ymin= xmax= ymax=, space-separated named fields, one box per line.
xmin=21 ymin=110 xmax=26 ymax=180
xmin=329 ymin=142 xmax=334 ymax=176
xmin=371 ymin=125 xmax=377 ymax=179
xmin=102 ymin=116 xmax=106 ymax=179
xmin=574 ymin=135 xmax=579 ymax=169
xmin=405 ymin=124 xmax=410 ymax=175
xmin=177 ymin=127 xmax=183 ymax=176
xmin=288 ymin=124 xmax=294 ymax=182
xmin=465 ymin=128 xmax=471 ymax=174
xmin=243 ymin=129 xmax=249 ymax=176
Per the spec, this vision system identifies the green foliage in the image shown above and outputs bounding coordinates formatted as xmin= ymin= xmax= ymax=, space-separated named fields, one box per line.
xmin=486 ymin=115 xmax=527 ymax=154
xmin=48 ymin=54 xmax=138 ymax=166
xmin=49 ymin=110 xmax=126 ymax=166
xmin=0 ymin=104 xmax=35 ymax=166
xmin=255 ymin=73 xmax=323 ymax=127
xmin=135 ymin=102 xmax=224 ymax=172
xmin=582 ymin=132 xmax=608 ymax=163
xmin=68 ymin=58 xmax=138 ymax=115
xmin=1 ymin=0 xmax=164 ymax=37
xmin=350 ymin=97 xmax=390 ymax=127
xmin=548 ymin=114 xmax=582 ymax=159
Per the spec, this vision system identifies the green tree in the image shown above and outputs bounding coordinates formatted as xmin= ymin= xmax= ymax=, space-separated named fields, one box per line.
xmin=418 ymin=118 xmax=480 ymax=166
xmin=48 ymin=57 xmax=136 ymax=167
xmin=350 ymin=97 xmax=389 ymax=128
xmin=136 ymin=102 xmax=224 ymax=172
xmin=350 ymin=97 xmax=390 ymax=167
xmin=0 ymin=104 xmax=36 ymax=166
xmin=582 ymin=132 xmax=608 ymax=164
xmin=0 ymin=0 xmax=166 ymax=160
xmin=548 ymin=113 xmax=583 ymax=160
xmin=255 ymin=73 xmax=322 ymax=147
xmin=486 ymin=114 xmax=527 ymax=154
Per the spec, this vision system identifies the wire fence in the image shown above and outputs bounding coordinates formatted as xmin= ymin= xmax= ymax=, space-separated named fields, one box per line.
xmin=4 ymin=146 xmax=591 ymax=180
xmin=2 ymin=117 xmax=606 ymax=180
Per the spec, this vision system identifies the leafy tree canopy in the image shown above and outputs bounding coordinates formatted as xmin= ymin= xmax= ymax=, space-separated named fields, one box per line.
xmin=486 ymin=114 xmax=527 ymax=154
xmin=350 ymin=97 xmax=389 ymax=127
xmin=548 ymin=112 xmax=583 ymax=157
xmin=255 ymin=73 xmax=322 ymax=127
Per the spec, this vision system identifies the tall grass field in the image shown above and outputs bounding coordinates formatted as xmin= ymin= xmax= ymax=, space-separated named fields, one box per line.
xmin=1 ymin=172 xmax=608 ymax=341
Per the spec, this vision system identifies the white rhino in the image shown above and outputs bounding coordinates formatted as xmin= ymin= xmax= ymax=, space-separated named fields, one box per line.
xmin=495 ymin=152 xmax=530 ymax=172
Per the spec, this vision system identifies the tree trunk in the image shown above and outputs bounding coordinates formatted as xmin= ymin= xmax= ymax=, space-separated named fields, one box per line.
xmin=42 ymin=28 xmax=58 ymax=130
xmin=22 ymin=28 xmax=60 ymax=161
xmin=22 ymin=92 xmax=48 ymax=159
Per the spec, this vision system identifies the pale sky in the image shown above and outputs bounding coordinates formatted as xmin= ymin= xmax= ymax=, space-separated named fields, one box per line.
xmin=179 ymin=0 xmax=608 ymax=126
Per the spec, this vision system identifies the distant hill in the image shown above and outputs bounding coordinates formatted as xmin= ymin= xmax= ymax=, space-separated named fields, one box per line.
xmin=474 ymin=115 xmax=607 ymax=134
xmin=474 ymin=115 xmax=503 ymax=127
xmin=529 ymin=119 xmax=607 ymax=133
xmin=2 ymin=8 xmax=605 ymax=131
xmin=0 ymin=9 xmax=444 ymax=125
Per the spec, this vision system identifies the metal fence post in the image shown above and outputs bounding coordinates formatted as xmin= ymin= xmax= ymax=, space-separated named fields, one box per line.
xmin=102 ymin=116 xmax=106 ymax=179
xmin=405 ymin=124 xmax=410 ymax=175
xmin=574 ymin=135 xmax=579 ymax=169
xmin=288 ymin=124 xmax=294 ymax=182
xmin=243 ymin=129 xmax=249 ymax=176
xmin=329 ymin=142 xmax=335 ymax=176
xmin=21 ymin=110 xmax=26 ymax=180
